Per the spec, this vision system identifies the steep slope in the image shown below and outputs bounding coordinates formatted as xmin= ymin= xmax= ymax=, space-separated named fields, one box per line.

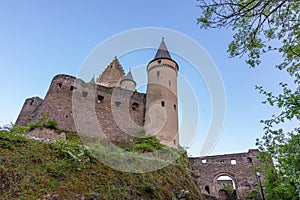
xmin=0 ymin=126 xmax=204 ymax=200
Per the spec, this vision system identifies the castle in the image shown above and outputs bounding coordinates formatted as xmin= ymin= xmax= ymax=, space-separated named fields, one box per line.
xmin=16 ymin=39 xmax=179 ymax=148
xmin=15 ymin=39 xmax=264 ymax=199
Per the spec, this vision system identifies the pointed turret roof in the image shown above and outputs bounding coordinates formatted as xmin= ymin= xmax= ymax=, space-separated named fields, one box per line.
xmin=121 ymin=70 xmax=136 ymax=86
xmin=89 ymin=75 xmax=95 ymax=84
xmin=154 ymin=38 xmax=172 ymax=60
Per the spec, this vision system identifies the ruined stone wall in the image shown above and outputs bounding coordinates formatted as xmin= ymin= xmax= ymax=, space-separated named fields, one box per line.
xmin=189 ymin=149 xmax=264 ymax=199
xmin=16 ymin=74 xmax=146 ymax=142
xmin=15 ymin=97 xmax=44 ymax=126
xmin=35 ymin=74 xmax=76 ymax=131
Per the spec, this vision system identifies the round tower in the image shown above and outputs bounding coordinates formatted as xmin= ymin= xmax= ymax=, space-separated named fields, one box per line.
xmin=120 ymin=70 xmax=136 ymax=91
xmin=144 ymin=39 xmax=179 ymax=148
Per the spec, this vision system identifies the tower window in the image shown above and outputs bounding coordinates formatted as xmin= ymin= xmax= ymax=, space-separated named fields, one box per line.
xmin=98 ymin=95 xmax=104 ymax=102
xmin=132 ymin=102 xmax=139 ymax=111
xmin=157 ymin=71 xmax=160 ymax=77
xmin=158 ymin=60 xmax=161 ymax=64
xmin=70 ymin=86 xmax=74 ymax=91
xmin=115 ymin=101 xmax=121 ymax=107
xmin=58 ymin=83 xmax=62 ymax=88
xmin=174 ymin=104 xmax=176 ymax=111
xmin=169 ymin=80 xmax=171 ymax=86
xmin=82 ymin=91 xmax=88 ymax=98
xmin=174 ymin=139 xmax=176 ymax=145
xmin=161 ymin=101 xmax=165 ymax=107
xmin=30 ymin=100 xmax=34 ymax=105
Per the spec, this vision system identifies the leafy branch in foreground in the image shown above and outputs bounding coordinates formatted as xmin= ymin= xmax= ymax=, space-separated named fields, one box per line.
xmin=197 ymin=0 xmax=300 ymax=75
xmin=256 ymin=83 xmax=300 ymax=199
xmin=196 ymin=0 xmax=300 ymax=198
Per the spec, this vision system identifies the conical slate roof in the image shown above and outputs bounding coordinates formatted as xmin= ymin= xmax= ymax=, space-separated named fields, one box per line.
xmin=154 ymin=38 xmax=172 ymax=60
xmin=121 ymin=70 xmax=136 ymax=85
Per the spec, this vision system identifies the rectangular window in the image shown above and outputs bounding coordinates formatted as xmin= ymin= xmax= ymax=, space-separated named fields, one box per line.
xmin=115 ymin=101 xmax=121 ymax=107
xmin=82 ymin=91 xmax=88 ymax=98
xmin=98 ymin=95 xmax=104 ymax=102
xmin=161 ymin=101 xmax=165 ymax=107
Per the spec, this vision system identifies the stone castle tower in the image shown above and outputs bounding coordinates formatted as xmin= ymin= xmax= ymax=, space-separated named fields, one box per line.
xmin=15 ymin=39 xmax=179 ymax=148
xmin=145 ymin=39 xmax=179 ymax=148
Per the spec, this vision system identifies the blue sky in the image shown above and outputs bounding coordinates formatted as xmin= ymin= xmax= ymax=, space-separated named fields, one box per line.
xmin=0 ymin=0 xmax=294 ymax=156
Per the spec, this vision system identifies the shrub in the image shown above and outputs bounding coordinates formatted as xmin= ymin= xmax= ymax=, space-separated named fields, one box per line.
xmin=43 ymin=120 xmax=58 ymax=129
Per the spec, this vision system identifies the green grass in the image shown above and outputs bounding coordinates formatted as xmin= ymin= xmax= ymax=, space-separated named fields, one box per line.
xmin=0 ymin=126 xmax=204 ymax=200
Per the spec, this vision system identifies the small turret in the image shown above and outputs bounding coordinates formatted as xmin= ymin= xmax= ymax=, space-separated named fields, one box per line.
xmin=120 ymin=70 xmax=136 ymax=91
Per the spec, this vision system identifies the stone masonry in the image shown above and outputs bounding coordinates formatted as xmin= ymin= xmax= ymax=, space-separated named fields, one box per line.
xmin=189 ymin=149 xmax=264 ymax=199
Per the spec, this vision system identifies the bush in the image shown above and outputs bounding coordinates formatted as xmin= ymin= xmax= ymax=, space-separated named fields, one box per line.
xmin=0 ymin=127 xmax=28 ymax=149
xmin=43 ymin=120 xmax=58 ymax=129
xmin=126 ymin=135 xmax=165 ymax=153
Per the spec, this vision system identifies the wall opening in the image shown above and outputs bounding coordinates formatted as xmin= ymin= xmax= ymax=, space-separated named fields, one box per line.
xmin=231 ymin=159 xmax=237 ymax=165
xmin=115 ymin=101 xmax=121 ymax=107
xmin=169 ymin=80 xmax=171 ymax=86
xmin=58 ymin=83 xmax=62 ymax=88
xmin=70 ymin=86 xmax=74 ymax=91
xmin=98 ymin=95 xmax=104 ymax=102
xmin=216 ymin=175 xmax=237 ymax=200
xmin=157 ymin=71 xmax=160 ymax=78
xmin=158 ymin=60 xmax=161 ymax=64
xmin=161 ymin=101 xmax=165 ymax=107
xmin=247 ymin=157 xmax=252 ymax=163
xmin=205 ymin=186 xmax=210 ymax=194
xmin=173 ymin=139 xmax=176 ymax=145
xmin=82 ymin=91 xmax=88 ymax=98
xmin=202 ymin=159 xmax=207 ymax=164
xmin=132 ymin=102 xmax=139 ymax=111
xmin=174 ymin=104 xmax=176 ymax=111
xmin=30 ymin=100 xmax=34 ymax=105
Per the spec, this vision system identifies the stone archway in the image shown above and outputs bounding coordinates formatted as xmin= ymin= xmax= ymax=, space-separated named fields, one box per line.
xmin=213 ymin=173 xmax=239 ymax=200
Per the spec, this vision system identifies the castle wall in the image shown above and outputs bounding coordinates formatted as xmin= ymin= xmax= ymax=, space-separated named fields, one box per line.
xmin=189 ymin=149 xmax=264 ymax=199
xmin=15 ymin=97 xmax=44 ymax=126
xmin=16 ymin=74 xmax=146 ymax=142
xmin=35 ymin=74 xmax=76 ymax=131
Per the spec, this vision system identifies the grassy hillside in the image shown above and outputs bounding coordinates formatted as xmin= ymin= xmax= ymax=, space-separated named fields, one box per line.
xmin=0 ymin=125 xmax=204 ymax=200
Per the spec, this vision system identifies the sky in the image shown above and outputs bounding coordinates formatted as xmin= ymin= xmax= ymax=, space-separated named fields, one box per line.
xmin=0 ymin=0 xmax=294 ymax=156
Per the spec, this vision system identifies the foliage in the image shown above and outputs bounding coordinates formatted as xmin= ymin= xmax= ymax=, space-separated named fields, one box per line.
xmin=52 ymin=136 xmax=94 ymax=163
xmin=255 ymin=82 xmax=300 ymax=199
xmin=196 ymin=0 xmax=300 ymax=198
xmin=42 ymin=119 xmax=58 ymax=129
xmin=0 ymin=126 xmax=28 ymax=149
xmin=244 ymin=189 xmax=261 ymax=200
xmin=0 ymin=127 xmax=202 ymax=199
xmin=126 ymin=135 xmax=165 ymax=153
xmin=197 ymin=0 xmax=300 ymax=75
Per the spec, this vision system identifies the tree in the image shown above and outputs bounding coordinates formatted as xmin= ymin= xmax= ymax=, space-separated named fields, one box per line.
xmin=196 ymin=0 xmax=300 ymax=199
